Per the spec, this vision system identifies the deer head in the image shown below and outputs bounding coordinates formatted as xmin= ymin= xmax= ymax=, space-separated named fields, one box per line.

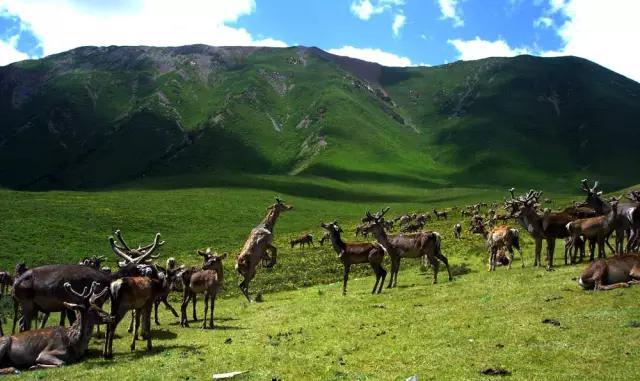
xmin=267 ymin=197 xmax=294 ymax=213
xmin=63 ymin=281 xmax=113 ymax=323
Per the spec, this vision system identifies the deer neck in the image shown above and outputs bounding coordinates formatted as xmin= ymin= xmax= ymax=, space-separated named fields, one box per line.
xmin=261 ymin=208 xmax=280 ymax=232
xmin=328 ymin=231 xmax=346 ymax=254
xmin=518 ymin=207 xmax=541 ymax=234
xmin=66 ymin=309 xmax=94 ymax=358
xmin=371 ymin=225 xmax=391 ymax=248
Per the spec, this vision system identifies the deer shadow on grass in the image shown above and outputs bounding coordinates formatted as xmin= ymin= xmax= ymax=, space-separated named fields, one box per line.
xmin=418 ymin=262 xmax=474 ymax=277
xmin=81 ymin=343 xmax=204 ymax=367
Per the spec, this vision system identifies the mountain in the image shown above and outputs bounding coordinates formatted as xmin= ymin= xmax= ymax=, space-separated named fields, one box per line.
xmin=1 ymin=45 xmax=639 ymax=191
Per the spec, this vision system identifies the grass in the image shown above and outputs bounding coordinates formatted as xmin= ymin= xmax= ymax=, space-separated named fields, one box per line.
xmin=1 ymin=178 xmax=639 ymax=379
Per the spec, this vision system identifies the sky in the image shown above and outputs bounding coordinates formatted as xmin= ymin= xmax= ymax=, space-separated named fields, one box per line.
xmin=1 ymin=0 xmax=639 ymax=82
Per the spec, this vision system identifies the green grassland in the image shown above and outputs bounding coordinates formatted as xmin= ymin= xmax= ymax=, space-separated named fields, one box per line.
xmin=2 ymin=178 xmax=640 ymax=380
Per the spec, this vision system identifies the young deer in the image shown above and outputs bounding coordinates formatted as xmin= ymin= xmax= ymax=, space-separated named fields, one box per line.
xmin=290 ymin=233 xmax=314 ymax=251
xmin=320 ymin=221 xmax=387 ymax=295
xmin=0 ymin=282 xmax=110 ymax=374
xmin=180 ymin=249 xmax=226 ymax=329
xmin=470 ymin=222 xmax=523 ymax=271
xmin=362 ymin=208 xmax=452 ymax=288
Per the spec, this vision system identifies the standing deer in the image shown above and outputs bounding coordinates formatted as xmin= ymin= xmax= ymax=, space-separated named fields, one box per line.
xmin=453 ymin=223 xmax=462 ymax=240
xmin=433 ymin=209 xmax=448 ymax=220
xmin=579 ymin=255 xmax=640 ymax=290
xmin=320 ymin=221 xmax=387 ymax=295
xmin=362 ymin=208 xmax=452 ymax=288
xmin=0 ymin=271 xmax=12 ymax=296
xmin=0 ymin=282 xmax=111 ymax=374
xmin=235 ymin=197 xmax=293 ymax=302
xmin=581 ymin=179 xmax=632 ymax=253
xmin=290 ymin=233 xmax=314 ymax=251
xmin=319 ymin=231 xmax=331 ymax=246
xmin=470 ymin=222 xmax=523 ymax=271
xmin=566 ymin=197 xmax=619 ymax=262
xmin=180 ymin=249 xmax=226 ymax=329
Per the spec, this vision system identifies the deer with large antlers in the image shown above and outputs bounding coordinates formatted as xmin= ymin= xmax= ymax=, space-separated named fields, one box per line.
xmin=566 ymin=196 xmax=619 ymax=262
xmin=362 ymin=207 xmax=452 ymax=287
xmin=235 ymin=197 xmax=293 ymax=302
xmin=320 ymin=221 xmax=387 ymax=295
xmin=180 ymin=249 xmax=226 ymax=328
xmin=0 ymin=282 xmax=111 ymax=374
xmin=504 ymin=188 xmax=574 ymax=270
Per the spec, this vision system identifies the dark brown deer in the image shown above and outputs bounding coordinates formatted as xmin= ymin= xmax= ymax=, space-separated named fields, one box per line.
xmin=320 ymin=221 xmax=387 ymax=295
xmin=362 ymin=208 xmax=452 ymax=288
xmin=236 ymin=197 xmax=293 ymax=302
xmin=433 ymin=209 xmax=448 ymax=220
xmin=578 ymin=254 xmax=640 ymax=290
xmin=290 ymin=233 xmax=314 ymax=251
xmin=0 ymin=282 xmax=110 ymax=374
xmin=0 ymin=271 xmax=12 ymax=296
xmin=180 ymin=249 xmax=226 ymax=329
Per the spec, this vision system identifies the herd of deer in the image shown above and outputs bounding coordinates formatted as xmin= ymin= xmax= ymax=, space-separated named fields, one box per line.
xmin=1 ymin=182 xmax=640 ymax=373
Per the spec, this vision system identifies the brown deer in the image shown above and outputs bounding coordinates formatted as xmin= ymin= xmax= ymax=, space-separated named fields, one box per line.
xmin=578 ymin=254 xmax=640 ymax=290
xmin=400 ymin=221 xmax=424 ymax=233
xmin=290 ymin=233 xmax=314 ymax=251
xmin=319 ymin=231 xmax=330 ymax=246
xmin=470 ymin=222 xmax=523 ymax=271
xmin=362 ymin=208 xmax=452 ymax=288
xmin=566 ymin=197 xmax=619 ymax=262
xmin=0 ymin=271 xmax=12 ymax=296
xmin=320 ymin=221 xmax=387 ymax=295
xmin=0 ymin=282 xmax=111 ymax=374
xmin=433 ymin=209 xmax=448 ymax=220
xmin=581 ymin=179 xmax=632 ymax=253
xmin=180 ymin=249 xmax=226 ymax=329
xmin=235 ymin=197 xmax=293 ymax=302
xmin=625 ymin=190 xmax=640 ymax=251
xmin=453 ymin=223 xmax=462 ymax=240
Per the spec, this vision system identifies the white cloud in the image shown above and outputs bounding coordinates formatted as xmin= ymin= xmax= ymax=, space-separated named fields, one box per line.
xmin=350 ymin=0 xmax=404 ymax=20
xmin=533 ymin=16 xmax=553 ymax=28
xmin=327 ymin=45 xmax=413 ymax=67
xmin=543 ymin=0 xmax=640 ymax=82
xmin=0 ymin=36 xmax=29 ymax=65
xmin=420 ymin=34 xmax=428 ymax=40
xmin=0 ymin=0 xmax=287 ymax=64
xmin=438 ymin=0 xmax=464 ymax=27
xmin=448 ymin=37 xmax=530 ymax=60
xmin=392 ymin=14 xmax=406 ymax=37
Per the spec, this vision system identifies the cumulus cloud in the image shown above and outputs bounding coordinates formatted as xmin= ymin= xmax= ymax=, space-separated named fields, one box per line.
xmin=0 ymin=36 xmax=29 ymax=65
xmin=438 ymin=0 xmax=464 ymax=27
xmin=448 ymin=37 xmax=530 ymax=60
xmin=0 ymin=0 xmax=287 ymax=63
xmin=533 ymin=16 xmax=553 ymax=28
xmin=327 ymin=45 xmax=413 ymax=67
xmin=350 ymin=0 xmax=404 ymax=20
xmin=545 ymin=0 xmax=640 ymax=82
xmin=392 ymin=14 xmax=406 ymax=37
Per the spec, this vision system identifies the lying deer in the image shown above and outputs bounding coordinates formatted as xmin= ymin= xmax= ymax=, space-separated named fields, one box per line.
xmin=180 ymin=249 xmax=226 ymax=329
xmin=290 ymin=233 xmax=314 ymax=251
xmin=320 ymin=221 xmax=387 ymax=295
xmin=362 ymin=208 xmax=452 ymax=287
xmin=0 ymin=282 xmax=111 ymax=374
xmin=579 ymin=254 xmax=640 ymax=290
xmin=236 ymin=197 xmax=293 ymax=302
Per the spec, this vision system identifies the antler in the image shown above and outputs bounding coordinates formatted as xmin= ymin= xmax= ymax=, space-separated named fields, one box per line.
xmin=114 ymin=229 xmax=132 ymax=251
xmin=109 ymin=236 xmax=136 ymax=263
xmin=89 ymin=285 xmax=109 ymax=305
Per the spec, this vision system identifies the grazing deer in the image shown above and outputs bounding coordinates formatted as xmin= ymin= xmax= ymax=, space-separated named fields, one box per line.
xmin=470 ymin=222 xmax=523 ymax=271
xmin=320 ymin=221 xmax=387 ymax=295
xmin=319 ymin=231 xmax=330 ymax=246
xmin=236 ymin=197 xmax=293 ymax=302
xmin=453 ymin=223 xmax=462 ymax=240
xmin=566 ymin=197 xmax=619 ymax=262
xmin=579 ymin=254 xmax=640 ymax=290
xmin=362 ymin=208 xmax=452 ymax=288
xmin=180 ymin=249 xmax=226 ymax=329
xmin=401 ymin=221 xmax=424 ymax=233
xmin=0 ymin=282 xmax=111 ymax=374
xmin=290 ymin=233 xmax=314 ymax=251
xmin=433 ymin=209 xmax=448 ymax=220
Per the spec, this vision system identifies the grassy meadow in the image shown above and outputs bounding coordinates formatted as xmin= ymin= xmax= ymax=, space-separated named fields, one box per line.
xmin=1 ymin=175 xmax=639 ymax=380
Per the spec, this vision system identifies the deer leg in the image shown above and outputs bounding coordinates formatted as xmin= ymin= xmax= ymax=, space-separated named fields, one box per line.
xmin=265 ymin=244 xmax=278 ymax=268
xmin=546 ymin=238 xmax=556 ymax=271
xmin=128 ymin=310 xmax=135 ymax=334
xmin=426 ymin=255 xmax=440 ymax=283
xmin=434 ymin=251 xmax=453 ymax=281
xmin=202 ymin=292 xmax=209 ymax=329
xmin=392 ymin=258 xmax=402 ymax=288
xmin=210 ymin=291 xmax=216 ymax=329
xmin=488 ymin=248 xmax=495 ymax=272
xmin=180 ymin=289 xmax=191 ymax=327
xmin=507 ymin=247 xmax=514 ymax=270
xmin=20 ymin=302 xmax=34 ymax=332
xmin=534 ymin=238 xmax=542 ymax=267
xmin=144 ymin=304 xmax=153 ymax=351
xmin=605 ymin=238 xmax=615 ymax=256
xmin=378 ymin=264 xmax=387 ymax=294
xmin=131 ymin=309 xmax=141 ymax=351
xmin=32 ymin=350 xmax=65 ymax=369
xmin=163 ymin=297 xmax=179 ymax=318
xmin=39 ymin=312 xmax=49 ymax=329
xmin=342 ymin=265 xmax=351 ymax=296
xmin=370 ymin=263 xmax=380 ymax=295
xmin=192 ymin=291 xmax=197 ymax=320
xmin=12 ymin=301 xmax=20 ymax=334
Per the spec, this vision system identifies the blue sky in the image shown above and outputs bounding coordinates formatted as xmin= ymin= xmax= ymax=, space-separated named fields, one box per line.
xmin=1 ymin=1 xmax=639 ymax=81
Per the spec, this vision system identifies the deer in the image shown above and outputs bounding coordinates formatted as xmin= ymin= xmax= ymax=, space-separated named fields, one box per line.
xmin=0 ymin=271 xmax=12 ymax=296
xmin=470 ymin=221 xmax=523 ymax=271
xmin=578 ymin=254 xmax=640 ymax=290
xmin=354 ymin=223 xmax=369 ymax=238
xmin=504 ymin=188 xmax=573 ymax=270
xmin=180 ymin=249 xmax=226 ymax=329
xmin=78 ymin=255 xmax=106 ymax=269
xmin=320 ymin=221 xmax=387 ymax=295
xmin=235 ymin=197 xmax=293 ymax=302
xmin=0 ymin=282 xmax=111 ymax=374
xmin=566 ymin=197 xmax=619 ymax=262
xmin=400 ymin=221 xmax=424 ymax=233
xmin=624 ymin=190 xmax=640 ymax=251
xmin=319 ymin=231 xmax=330 ymax=246
xmin=581 ymin=179 xmax=633 ymax=254
xmin=433 ymin=209 xmax=448 ymax=220
xmin=362 ymin=207 xmax=452 ymax=288
xmin=453 ymin=223 xmax=462 ymax=240
xmin=290 ymin=233 xmax=314 ymax=251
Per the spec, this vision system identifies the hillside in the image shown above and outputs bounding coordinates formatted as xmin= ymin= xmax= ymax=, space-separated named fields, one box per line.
xmin=1 ymin=45 xmax=639 ymax=190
